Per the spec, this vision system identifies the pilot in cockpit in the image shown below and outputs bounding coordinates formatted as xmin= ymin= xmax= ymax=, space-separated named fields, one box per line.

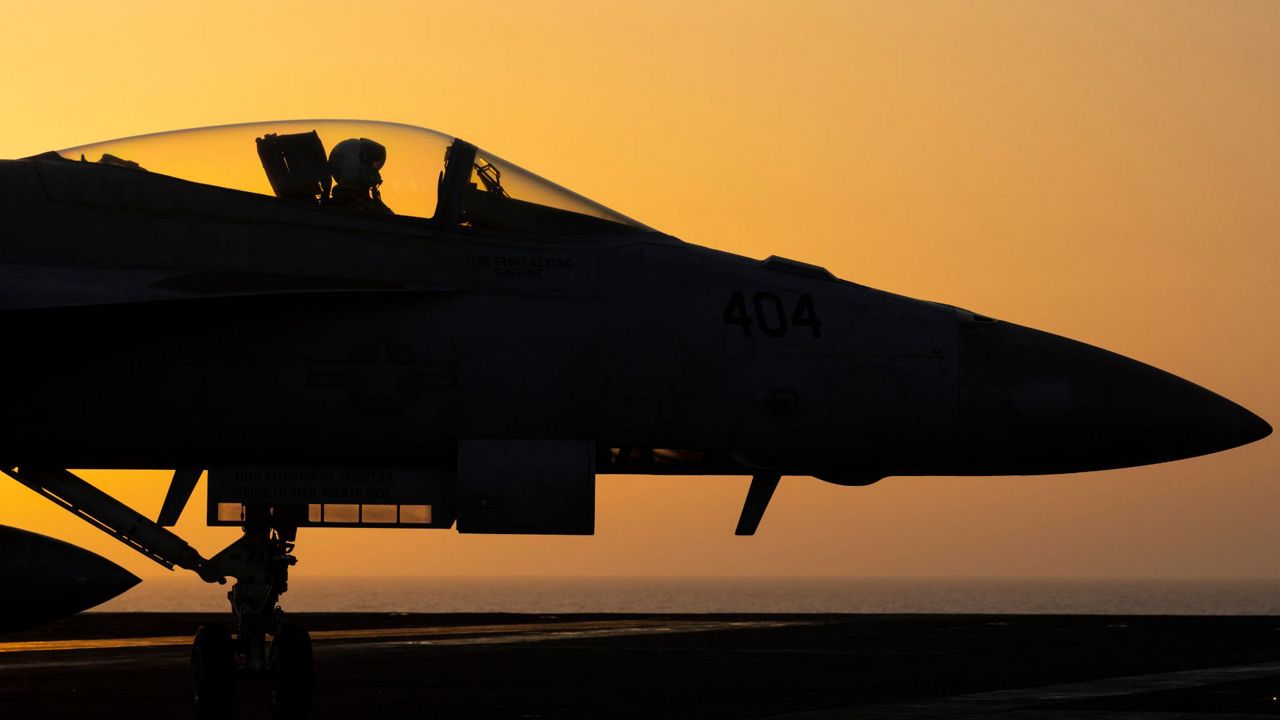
xmin=326 ymin=138 xmax=393 ymax=214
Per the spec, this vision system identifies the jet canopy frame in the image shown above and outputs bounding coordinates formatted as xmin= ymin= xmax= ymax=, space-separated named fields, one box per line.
xmin=56 ymin=119 xmax=651 ymax=235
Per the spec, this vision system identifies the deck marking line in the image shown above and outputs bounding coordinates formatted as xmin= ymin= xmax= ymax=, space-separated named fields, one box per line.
xmin=0 ymin=619 xmax=814 ymax=655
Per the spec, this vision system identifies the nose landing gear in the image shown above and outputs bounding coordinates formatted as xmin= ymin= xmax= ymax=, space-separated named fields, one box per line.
xmin=201 ymin=506 xmax=313 ymax=719
xmin=3 ymin=469 xmax=316 ymax=719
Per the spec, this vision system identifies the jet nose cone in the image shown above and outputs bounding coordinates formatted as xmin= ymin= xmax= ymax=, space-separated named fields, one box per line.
xmin=960 ymin=320 xmax=1271 ymax=474
xmin=1122 ymin=367 xmax=1270 ymax=458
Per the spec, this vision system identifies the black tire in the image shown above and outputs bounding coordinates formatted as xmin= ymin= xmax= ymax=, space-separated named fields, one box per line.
xmin=192 ymin=624 xmax=235 ymax=720
xmin=269 ymin=623 xmax=314 ymax=720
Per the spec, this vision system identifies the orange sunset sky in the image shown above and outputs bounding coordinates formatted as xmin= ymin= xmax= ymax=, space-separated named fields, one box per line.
xmin=0 ymin=1 xmax=1276 ymax=583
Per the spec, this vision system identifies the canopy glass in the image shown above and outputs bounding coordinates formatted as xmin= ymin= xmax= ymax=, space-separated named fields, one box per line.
xmin=57 ymin=120 xmax=648 ymax=234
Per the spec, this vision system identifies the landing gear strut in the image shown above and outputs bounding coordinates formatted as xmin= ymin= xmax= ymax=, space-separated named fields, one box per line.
xmin=206 ymin=505 xmax=312 ymax=719
xmin=1 ymin=468 xmax=315 ymax=719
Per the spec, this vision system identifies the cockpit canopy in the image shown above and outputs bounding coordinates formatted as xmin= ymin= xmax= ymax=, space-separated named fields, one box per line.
xmin=57 ymin=120 xmax=650 ymax=235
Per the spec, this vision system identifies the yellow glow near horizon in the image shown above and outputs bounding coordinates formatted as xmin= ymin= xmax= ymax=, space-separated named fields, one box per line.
xmin=0 ymin=1 xmax=1276 ymax=583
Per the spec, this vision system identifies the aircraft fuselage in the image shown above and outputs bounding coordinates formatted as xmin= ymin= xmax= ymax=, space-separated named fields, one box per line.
xmin=0 ymin=156 xmax=1268 ymax=483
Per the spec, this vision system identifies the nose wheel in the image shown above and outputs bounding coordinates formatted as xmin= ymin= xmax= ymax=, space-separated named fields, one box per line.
xmin=269 ymin=623 xmax=314 ymax=720
xmin=192 ymin=624 xmax=235 ymax=720
xmin=191 ymin=508 xmax=314 ymax=719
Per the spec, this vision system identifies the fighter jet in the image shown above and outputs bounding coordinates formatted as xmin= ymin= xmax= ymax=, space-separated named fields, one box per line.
xmin=0 ymin=119 xmax=1269 ymax=719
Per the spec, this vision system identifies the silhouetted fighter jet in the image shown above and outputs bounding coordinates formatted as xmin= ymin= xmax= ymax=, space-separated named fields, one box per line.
xmin=0 ymin=120 xmax=1269 ymax=719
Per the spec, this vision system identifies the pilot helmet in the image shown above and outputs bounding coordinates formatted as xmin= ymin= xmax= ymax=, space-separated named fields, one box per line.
xmin=329 ymin=138 xmax=386 ymax=188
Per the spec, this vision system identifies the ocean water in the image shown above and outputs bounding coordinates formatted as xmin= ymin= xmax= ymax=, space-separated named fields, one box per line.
xmin=94 ymin=576 xmax=1280 ymax=615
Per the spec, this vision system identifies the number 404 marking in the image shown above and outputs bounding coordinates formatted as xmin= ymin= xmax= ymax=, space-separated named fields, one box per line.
xmin=723 ymin=291 xmax=822 ymax=338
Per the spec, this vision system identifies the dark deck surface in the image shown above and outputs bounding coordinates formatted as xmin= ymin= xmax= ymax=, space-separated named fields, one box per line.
xmin=3 ymin=613 xmax=1280 ymax=718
